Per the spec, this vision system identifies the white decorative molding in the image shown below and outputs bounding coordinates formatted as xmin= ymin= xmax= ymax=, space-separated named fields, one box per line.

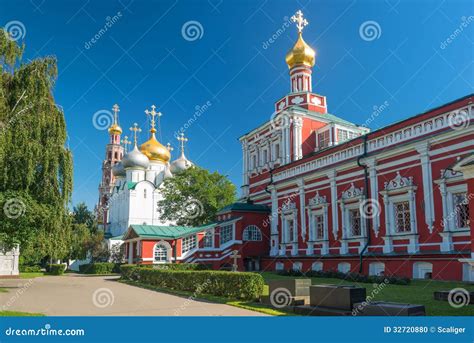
xmin=308 ymin=191 xmax=327 ymax=206
xmin=341 ymin=183 xmax=364 ymax=199
xmin=291 ymin=96 xmax=304 ymax=105
xmin=273 ymin=104 xmax=473 ymax=183
xmin=384 ymin=171 xmax=414 ymax=191
xmin=282 ymin=200 xmax=297 ymax=212
xmin=278 ymin=101 xmax=286 ymax=110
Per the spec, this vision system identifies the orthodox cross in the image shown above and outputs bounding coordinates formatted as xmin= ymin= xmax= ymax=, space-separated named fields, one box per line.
xmin=112 ymin=104 xmax=120 ymax=125
xmin=166 ymin=143 xmax=174 ymax=153
xmin=230 ymin=250 xmax=241 ymax=272
xmin=291 ymin=10 xmax=308 ymax=33
xmin=121 ymin=135 xmax=131 ymax=152
xmin=129 ymin=123 xmax=141 ymax=146
xmin=144 ymin=105 xmax=162 ymax=133
xmin=177 ymin=132 xmax=188 ymax=154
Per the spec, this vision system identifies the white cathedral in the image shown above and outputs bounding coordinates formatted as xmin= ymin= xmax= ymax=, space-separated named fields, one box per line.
xmin=97 ymin=104 xmax=194 ymax=238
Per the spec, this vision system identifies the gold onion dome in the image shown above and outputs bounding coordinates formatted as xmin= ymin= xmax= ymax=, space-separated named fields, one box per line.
xmin=108 ymin=123 xmax=123 ymax=135
xmin=285 ymin=32 xmax=316 ymax=69
xmin=140 ymin=133 xmax=171 ymax=163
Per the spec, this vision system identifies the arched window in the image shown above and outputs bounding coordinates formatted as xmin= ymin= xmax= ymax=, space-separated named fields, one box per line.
xmin=243 ymin=225 xmax=262 ymax=241
xmin=154 ymin=243 xmax=169 ymax=263
xmin=338 ymin=262 xmax=351 ymax=274
xmin=413 ymin=262 xmax=432 ymax=279
xmin=312 ymin=262 xmax=323 ymax=271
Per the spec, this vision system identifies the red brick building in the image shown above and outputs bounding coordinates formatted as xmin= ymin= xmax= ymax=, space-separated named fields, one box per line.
xmin=121 ymin=11 xmax=473 ymax=281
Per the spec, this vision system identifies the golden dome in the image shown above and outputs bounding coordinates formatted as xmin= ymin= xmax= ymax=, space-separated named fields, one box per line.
xmin=108 ymin=123 xmax=122 ymax=135
xmin=285 ymin=32 xmax=316 ymax=69
xmin=139 ymin=133 xmax=170 ymax=163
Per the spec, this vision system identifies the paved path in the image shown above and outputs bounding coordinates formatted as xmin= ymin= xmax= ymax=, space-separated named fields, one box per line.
xmin=0 ymin=274 xmax=267 ymax=316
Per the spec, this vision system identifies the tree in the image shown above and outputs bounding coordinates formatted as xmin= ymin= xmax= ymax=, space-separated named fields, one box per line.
xmin=158 ymin=167 xmax=236 ymax=226
xmin=0 ymin=29 xmax=73 ymax=263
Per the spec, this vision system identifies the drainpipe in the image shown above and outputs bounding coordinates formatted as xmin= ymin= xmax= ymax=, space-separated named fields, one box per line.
xmin=357 ymin=134 xmax=371 ymax=274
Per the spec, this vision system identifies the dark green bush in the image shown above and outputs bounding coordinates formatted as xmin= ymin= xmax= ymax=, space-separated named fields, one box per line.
xmin=46 ymin=264 xmax=65 ymax=275
xmin=120 ymin=265 xmax=264 ymax=300
xmin=79 ymin=262 xmax=119 ymax=274
xmin=276 ymin=269 xmax=410 ymax=285
xmin=19 ymin=265 xmax=42 ymax=273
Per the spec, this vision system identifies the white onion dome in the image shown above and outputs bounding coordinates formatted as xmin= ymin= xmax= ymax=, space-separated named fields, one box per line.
xmin=170 ymin=152 xmax=193 ymax=173
xmin=112 ymin=161 xmax=126 ymax=177
xmin=122 ymin=145 xmax=150 ymax=170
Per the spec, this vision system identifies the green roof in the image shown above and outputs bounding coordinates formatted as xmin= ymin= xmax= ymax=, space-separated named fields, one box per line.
xmin=128 ymin=223 xmax=216 ymax=239
xmin=108 ymin=235 xmax=123 ymax=240
xmin=217 ymin=202 xmax=270 ymax=214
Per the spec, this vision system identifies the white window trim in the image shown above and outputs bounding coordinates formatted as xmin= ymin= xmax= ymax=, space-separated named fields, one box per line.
xmin=181 ymin=234 xmax=197 ymax=255
xmin=203 ymin=229 xmax=214 ymax=248
xmin=153 ymin=241 xmax=172 ymax=264
xmin=382 ymin=191 xmax=417 ymax=236
xmin=444 ymin=183 xmax=469 ymax=231
xmin=219 ymin=223 xmax=236 ymax=249
xmin=243 ymin=225 xmax=262 ymax=241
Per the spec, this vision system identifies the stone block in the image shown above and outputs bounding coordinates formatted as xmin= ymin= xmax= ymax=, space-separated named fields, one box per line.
xmin=267 ymin=279 xmax=311 ymax=297
xmin=353 ymin=301 xmax=426 ymax=316
xmin=310 ymin=284 xmax=366 ymax=310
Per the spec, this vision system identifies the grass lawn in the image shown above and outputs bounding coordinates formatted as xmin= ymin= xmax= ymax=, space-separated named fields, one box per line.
xmin=0 ymin=311 xmax=44 ymax=317
xmin=119 ymin=279 xmax=292 ymax=316
xmin=261 ymin=272 xmax=474 ymax=316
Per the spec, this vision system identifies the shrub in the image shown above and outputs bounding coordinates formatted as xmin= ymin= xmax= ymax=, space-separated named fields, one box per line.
xmin=120 ymin=265 xmax=264 ymax=300
xmin=79 ymin=263 xmax=119 ymax=274
xmin=152 ymin=263 xmax=211 ymax=271
xmin=276 ymin=269 xmax=410 ymax=285
xmin=46 ymin=264 xmax=65 ymax=275
xmin=19 ymin=265 xmax=42 ymax=273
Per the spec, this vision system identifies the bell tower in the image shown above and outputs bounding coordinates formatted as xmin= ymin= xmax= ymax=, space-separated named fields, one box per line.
xmin=97 ymin=104 xmax=124 ymax=233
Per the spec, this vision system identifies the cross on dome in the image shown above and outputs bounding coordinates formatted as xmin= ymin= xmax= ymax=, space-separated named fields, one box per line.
xmin=291 ymin=10 xmax=308 ymax=33
xmin=129 ymin=123 xmax=142 ymax=146
xmin=177 ymin=132 xmax=188 ymax=154
xmin=166 ymin=143 xmax=174 ymax=152
xmin=121 ymin=135 xmax=131 ymax=152
xmin=144 ymin=105 xmax=162 ymax=134
xmin=112 ymin=104 xmax=120 ymax=123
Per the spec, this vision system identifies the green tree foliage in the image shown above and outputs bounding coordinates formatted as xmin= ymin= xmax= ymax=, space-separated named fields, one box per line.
xmin=0 ymin=29 xmax=73 ymax=262
xmin=158 ymin=167 xmax=236 ymax=226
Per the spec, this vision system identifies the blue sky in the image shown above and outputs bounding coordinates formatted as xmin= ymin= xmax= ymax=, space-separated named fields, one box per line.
xmin=2 ymin=0 xmax=473 ymax=209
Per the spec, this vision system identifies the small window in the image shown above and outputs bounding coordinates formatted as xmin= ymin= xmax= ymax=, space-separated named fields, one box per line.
xmin=243 ymin=225 xmax=262 ymax=241
xmin=337 ymin=129 xmax=348 ymax=143
xmin=318 ymin=131 xmax=329 ymax=149
xmin=114 ymin=152 xmax=118 ymax=159
xmin=394 ymin=201 xmax=411 ymax=233
xmin=314 ymin=215 xmax=324 ymax=239
xmin=286 ymin=218 xmax=295 ymax=243
xmin=182 ymin=235 xmax=197 ymax=254
xmin=275 ymin=144 xmax=280 ymax=159
xmin=349 ymin=209 xmax=361 ymax=236
xmin=220 ymin=224 xmax=233 ymax=245
xmin=203 ymin=230 xmax=213 ymax=248
xmin=154 ymin=244 xmax=168 ymax=262
xmin=453 ymin=193 xmax=469 ymax=229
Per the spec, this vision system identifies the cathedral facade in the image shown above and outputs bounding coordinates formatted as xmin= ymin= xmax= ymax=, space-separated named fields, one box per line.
xmin=100 ymin=11 xmax=473 ymax=281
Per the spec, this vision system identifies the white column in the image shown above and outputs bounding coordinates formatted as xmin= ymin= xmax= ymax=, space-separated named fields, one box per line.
xmin=438 ymin=180 xmax=453 ymax=252
xmin=416 ymin=142 xmax=434 ymax=233
xmin=270 ymin=186 xmax=279 ymax=256
xmin=293 ymin=117 xmax=303 ymax=160
xmin=408 ymin=189 xmax=419 ymax=253
xmin=366 ymin=157 xmax=379 ymax=236
xmin=241 ymin=140 xmax=249 ymax=197
xmin=382 ymin=193 xmax=393 ymax=253
xmin=327 ymin=170 xmax=338 ymax=239
xmin=297 ymin=178 xmax=306 ymax=243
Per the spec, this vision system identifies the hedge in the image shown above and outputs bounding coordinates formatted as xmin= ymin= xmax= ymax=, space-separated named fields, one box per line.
xmin=79 ymin=263 xmax=120 ymax=274
xmin=151 ymin=263 xmax=211 ymax=271
xmin=277 ymin=269 xmax=410 ymax=285
xmin=46 ymin=264 xmax=65 ymax=275
xmin=120 ymin=265 xmax=264 ymax=300
xmin=19 ymin=265 xmax=42 ymax=273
